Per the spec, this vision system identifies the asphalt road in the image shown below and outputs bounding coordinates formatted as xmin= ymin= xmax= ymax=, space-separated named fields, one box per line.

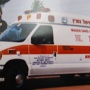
xmin=0 ymin=75 xmax=90 ymax=90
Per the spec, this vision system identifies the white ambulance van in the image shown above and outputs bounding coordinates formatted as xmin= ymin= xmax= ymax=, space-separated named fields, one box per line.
xmin=0 ymin=0 xmax=90 ymax=89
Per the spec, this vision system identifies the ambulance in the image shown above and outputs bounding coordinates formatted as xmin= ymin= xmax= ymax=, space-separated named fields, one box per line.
xmin=1 ymin=11 xmax=90 ymax=88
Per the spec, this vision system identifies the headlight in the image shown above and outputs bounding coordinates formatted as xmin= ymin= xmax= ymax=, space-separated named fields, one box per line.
xmin=0 ymin=65 xmax=4 ymax=69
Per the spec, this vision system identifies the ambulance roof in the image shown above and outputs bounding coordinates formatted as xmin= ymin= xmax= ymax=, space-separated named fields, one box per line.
xmin=15 ymin=12 xmax=90 ymax=27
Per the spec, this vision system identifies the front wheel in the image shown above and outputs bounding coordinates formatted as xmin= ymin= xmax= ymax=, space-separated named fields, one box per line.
xmin=4 ymin=66 xmax=27 ymax=89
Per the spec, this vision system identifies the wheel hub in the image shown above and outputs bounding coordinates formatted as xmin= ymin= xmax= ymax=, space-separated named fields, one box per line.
xmin=15 ymin=74 xmax=24 ymax=87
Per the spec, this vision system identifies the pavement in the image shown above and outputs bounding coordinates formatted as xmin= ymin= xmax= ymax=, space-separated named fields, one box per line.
xmin=0 ymin=76 xmax=90 ymax=90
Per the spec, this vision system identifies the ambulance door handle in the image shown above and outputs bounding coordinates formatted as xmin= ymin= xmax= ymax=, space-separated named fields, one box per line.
xmin=53 ymin=52 xmax=56 ymax=57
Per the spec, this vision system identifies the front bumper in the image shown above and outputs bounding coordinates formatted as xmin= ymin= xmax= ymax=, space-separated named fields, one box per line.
xmin=0 ymin=65 xmax=4 ymax=77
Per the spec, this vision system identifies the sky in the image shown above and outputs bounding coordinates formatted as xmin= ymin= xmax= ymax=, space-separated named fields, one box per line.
xmin=2 ymin=0 xmax=90 ymax=25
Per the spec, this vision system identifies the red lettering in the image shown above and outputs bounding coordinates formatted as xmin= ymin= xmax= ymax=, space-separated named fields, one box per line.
xmin=72 ymin=19 xmax=76 ymax=24
xmin=89 ymin=36 xmax=90 ymax=42
xmin=71 ymin=29 xmax=90 ymax=33
xmin=82 ymin=19 xmax=90 ymax=25
xmin=85 ymin=55 xmax=90 ymax=58
xmin=75 ymin=35 xmax=83 ymax=42
xmin=72 ymin=19 xmax=81 ymax=24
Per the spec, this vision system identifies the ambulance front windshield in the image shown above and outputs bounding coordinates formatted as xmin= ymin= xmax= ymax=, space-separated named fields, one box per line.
xmin=0 ymin=23 xmax=36 ymax=42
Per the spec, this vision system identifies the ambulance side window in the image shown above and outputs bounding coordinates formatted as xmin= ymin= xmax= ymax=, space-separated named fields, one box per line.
xmin=31 ymin=25 xmax=54 ymax=44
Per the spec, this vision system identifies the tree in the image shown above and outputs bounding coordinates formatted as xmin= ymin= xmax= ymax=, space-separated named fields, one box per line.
xmin=31 ymin=0 xmax=45 ymax=12
xmin=0 ymin=0 xmax=10 ymax=19
xmin=24 ymin=0 xmax=50 ymax=14
xmin=0 ymin=0 xmax=10 ymax=5
xmin=0 ymin=0 xmax=10 ymax=33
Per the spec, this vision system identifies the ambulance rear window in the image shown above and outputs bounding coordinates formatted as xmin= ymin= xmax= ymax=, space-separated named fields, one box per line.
xmin=0 ymin=23 xmax=36 ymax=42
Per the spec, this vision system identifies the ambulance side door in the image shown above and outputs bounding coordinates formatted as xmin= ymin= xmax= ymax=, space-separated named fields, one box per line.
xmin=29 ymin=25 xmax=57 ymax=75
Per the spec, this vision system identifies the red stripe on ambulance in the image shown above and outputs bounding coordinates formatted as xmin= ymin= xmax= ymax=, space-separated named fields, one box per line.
xmin=29 ymin=45 xmax=57 ymax=54
xmin=2 ymin=45 xmax=28 ymax=55
xmin=58 ymin=45 xmax=90 ymax=54
xmin=1 ymin=45 xmax=90 ymax=55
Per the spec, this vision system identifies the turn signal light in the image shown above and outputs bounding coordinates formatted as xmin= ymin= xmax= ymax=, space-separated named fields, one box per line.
xmin=0 ymin=52 xmax=2 ymax=60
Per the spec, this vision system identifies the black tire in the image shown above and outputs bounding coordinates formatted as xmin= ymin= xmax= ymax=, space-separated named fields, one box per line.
xmin=60 ymin=74 xmax=74 ymax=80
xmin=4 ymin=66 xmax=27 ymax=89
